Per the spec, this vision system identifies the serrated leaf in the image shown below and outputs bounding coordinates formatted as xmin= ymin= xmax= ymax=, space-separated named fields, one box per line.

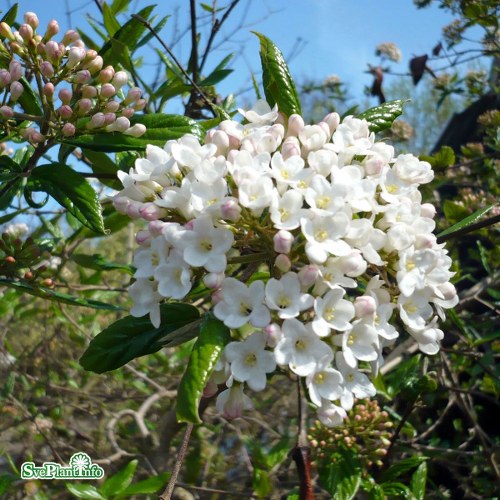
xmin=437 ymin=203 xmax=497 ymax=239
xmin=253 ymin=32 xmax=301 ymax=117
xmin=72 ymin=253 xmax=134 ymax=274
xmin=101 ymin=459 xmax=137 ymax=497
xmin=63 ymin=114 xmax=202 ymax=152
xmin=65 ymin=483 xmax=105 ymax=499
xmin=358 ymin=99 xmax=409 ymax=132
xmin=79 ymin=303 xmax=201 ymax=373
xmin=381 ymin=456 xmax=428 ymax=482
xmin=176 ymin=315 xmax=230 ymax=423
xmin=0 ymin=278 xmax=123 ymax=311
xmin=410 ymin=461 xmax=427 ymax=500
xmin=421 ymin=146 xmax=455 ymax=169
xmin=28 ymin=163 xmax=105 ymax=234
xmin=116 ymin=472 xmax=170 ymax=497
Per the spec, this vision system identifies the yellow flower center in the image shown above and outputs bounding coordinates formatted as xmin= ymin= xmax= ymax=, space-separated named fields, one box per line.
xmin=245 ymin=353 xmax=257 ymax=366
xmin=317 ymin=196 xmax=331 ymax=209
xmin=315 ymin=230 xmax=328 ymax=242
xmin=324 ymin=307 xmax=335 ymax=322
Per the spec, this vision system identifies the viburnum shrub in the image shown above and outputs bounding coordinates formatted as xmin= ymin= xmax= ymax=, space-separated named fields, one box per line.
xmin=107 ymin=96 xmax=458 ymax=426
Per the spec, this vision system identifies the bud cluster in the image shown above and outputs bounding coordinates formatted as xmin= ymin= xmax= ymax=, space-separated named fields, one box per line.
xmin=0 ymin=11 xmax=146 ymax=143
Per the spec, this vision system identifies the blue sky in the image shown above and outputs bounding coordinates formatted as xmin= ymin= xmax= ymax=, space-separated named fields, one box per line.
xmin=5 ymin=0 xmax=457 ymax=105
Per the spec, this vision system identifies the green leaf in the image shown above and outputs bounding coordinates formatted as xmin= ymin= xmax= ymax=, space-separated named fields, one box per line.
xmin=1 ymin=4 xmax=17 ymax=25
xmin=253 ymin=468 xmax=271 ymax=498
xmin=0 ymin=179 xmax=21 ymax=211
xmin=176 ymin=315 xmax=230 ymax=424
xmin=381 ymin=482 xmax=413 ymax=498
xmin=72 ymin=253 xmax=134 ymax=274
xmin=0 ymin=278 xmax=123 ymax=311
xmin=0 ymin=208 xmax=27 ymax=225
xmin=102 ymin=2 xmax=121 ymax=36
xmin=381 ymin=456 xmax=428 ymax=482
xmin=0 ymin=473 xmax=17 ymax=495
xmin=101 ymin=459 xmax=137 ymax=497
xmin=317 ymin=447 xmax=362 ymax=500
xmin=111 ymin=0 xmax=130 ymax=15
xmin=65 ymin=483 xmax=105 ymax=499
xmin=420 ymin=146 xmax=455 ymax=169
xmin=410 ymin=461 xmax=427 ymax=500
xmin=136 ymin=15 xmax=169 ymax=49
xmin=200 ymin=69 xmax=233 ymax=86
xmin=437 ymin=203 xmax=497 ymax=238
xmin=79 ymin=303 xmax=201 ymax=373
xmin=28 ymin=163 xmax=105 ymax=234
xmin=358 ymin=99 xmax=409 ymax=132
xmin=0 ymin=156 xmax=22 ymax=182
xmin=17 ymin=76 xmax=43 ymax=116
xmin=443 ymin=200 xmax=469 ymax=225
xmin=63 ymin=114 xmax=203 ymax=152
xmin=81 ymin=149 xmax=122 ymax=189
xmin=116 ymin=472 xmax=170 ymax=497
xmin=253 ymin=32 xmax=301 ymax=117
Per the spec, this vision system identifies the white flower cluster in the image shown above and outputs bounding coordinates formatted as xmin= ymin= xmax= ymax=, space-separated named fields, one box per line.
xmin=112 ymin=100 xmax=458 ymax=427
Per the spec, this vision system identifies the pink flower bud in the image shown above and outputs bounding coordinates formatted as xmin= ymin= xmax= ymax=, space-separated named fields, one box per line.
xmin=0 ymin=106 xmax=13 ymax=119
xmin=40 ymin=61 xmax=54 ymax=78
xmin=220 ymin=197 xmax=241 ymax=221
xmin=76 ymin=98 xmax=92 ymax=115
xmin=139 ymin=203 xmax=167 ymax=221
xmin=67 ymin=46 xmax=86 ymax=68
xmin=204 ymin=272 xmax=224 ymax=289
xmin=273 ymin=230 xmax=294 ymax=254
xmin=103 ymin=100 xmax=120 ymax=113
xmin=121 ymin=107 xmax=134 ymax=118
xmin=133 ymin=98 xmax=146 ymax=111
xmin=61 ymin=123 xmax=76 ymax=137
xmin=123 ymin=123 xmax=146 ymax=137
xmin=0 ymin=22 xmax=15 ymax=41
xmin=209 ymin=130 xmax=229 ymax=155
xmin=18 ymin=24 xmax=33 ymax=42
xmin=61 ymin=30 xmax=80 ymax=45
xmin=73 ymin=70 xmax=91 ymax=84
xmin=9 ymin=61 xmax=22 ymax=81
xmin=84 ymin=50 xmax=98 ymax=61
xmin=126 ymin=200 xmax=142 ymax=219
xmin=113 ymin=196 xmax=130 ymax=214
xmin=73 ymin=40 xmax=85 ymax=49
xmin=287 ymin=113 xmax=304 ymax=137
xmin=135 ymin=230 xmax=152 ymax=246
xmin=340 ymin=252 xmax=367 ymax=277
xmin=112 ymin=70 xmax=128 ymax=90
xmin=148 ymin=220 xmax=167 ymax=236
xmin=97 ymin=66 xmax=114 ymax=84
xmin=100 ymin=83 xmax=116 ymax=99
xmin=58 ymin=88 xmax=72 ymax=104
xmin=57 ymin=105 xmax=72 ymax=119
xmin=29 ymin=130 xmax=45 ymax=144
xmin=106 ymin=116 xmax=129 ymax=133
xmin=45 ymin=40 xmax=61 ymax=62
xmin=354 ymin=296 xmax=377 ymax=318
xmin=415 ymin=233 xmax=436 ymax=249
xmin=103 ymin=112 xmax=116 ymax=125
xmin=263 ymin=323 xmax=283 ymax=348
xmin=270 ymin=123 xmax=285 ymax=142
xmin=81 ymin=85 xmax=98 ymax=99
xmin=87 ymin=112 xmax=105 ymax=129
xmin=24 ymin=12 xmax=39 ymax=29
xmin=9 ymin=81 xmax=24 ymax=101
xmin=323 ymin=112 xmax=340 ymax=135
xmin=124 ymin=86 xmax=141 ymax=104
xmin=0 ymin=69 xmax=11 ymax=88
xmin=420 ymin=203 xmax=436 ymax=219
xmin=298 ymin=265 xmax=319 ymax=287
xmin=281 ymin=136 xmax=301 ymax=159
xmin=365 ymin=157 xmax=384 ymax=176
xmin=211 ymin=288 xmax=224 ymax=304
xmin=318 ymin=121 xmax=331 ymax=140
xmin=84 ymin=55 xmax=103 ymax=74
xmin=43 ymin=82 xmax=55 ymax=98
xmin=275 ymin=253 xmax=291 ymax=272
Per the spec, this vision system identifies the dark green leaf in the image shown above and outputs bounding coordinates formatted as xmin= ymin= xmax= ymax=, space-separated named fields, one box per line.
xmin=437 ymin=203 xmax=496 ymax=238
xmin=65 ymin=483 xmax=105 ymax=499
xmin=136 ymin=15 xmax=169 ymax=49
xmin=82 ymin=149 xmax=122 ymax=189
xmin=410 ymin=461 xmax=427 ymax=500
xmin=381 ymin=456 xmax=428 ymax=482
xmin=63 ymin=114 xmax=203 ymax=152
xmin=0 ymin=208 xmax=27 ymax=225
xmin=17 ymin=77 xmax=43 ymax=116
xmin=381 ymin=482 xmax=413 ymax=498
xmin=0 ymin=179 xmax=22 ymax=211
xmin=116 ymin=472 xmax=170 ymax=497
xmin=83 ymin=209 xmax=130 ymax=238
xmin=0 ymin=156 xmax=22 ymax=182
xmin=253 ymin=32 xmax=301 ymax=117
xmin=111 ymin=0 xmax=130 ymax=15
xmin=80 ymin=303 xmax=201 ymax=373
xmin=200 ymin=69 xmax=233 ymax=86
xmin=0 ymin=473 xmax=17 ymax=495
xmin=1 ymin=4 xmax=17 ymax=25
xmin=72 ymin=253 xmax=134 ymax=274
xmin=358 ymin=99 xmax=409 ymax=132
xmin=101 ymin=459 xmax=137 ymax=497
xmin=443 ymin=200 xmax=469 ymax=225
xmin=102 ymin=2 xmax=121 ymax=36
xmin=176 ymin=315 xmax=230 ymax=423
xmin=28 ymin=163 xmax=105 ymax=233
xmin=157 ymin=81 xmax=192 ymax=101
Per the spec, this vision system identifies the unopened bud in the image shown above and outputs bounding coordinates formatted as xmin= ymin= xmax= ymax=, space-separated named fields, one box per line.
xmin=106 ymin=116 xmax=129 ymax=132
xmin=84 ymin=55 xmax=103 ymax=74
xmin=81 ymin=85 xmax=98 ymax=99
xmin=354 ymin=295 xmax=377 ymax=318
xmin=73 ymin=40 xmax=85 ymax=49
xmin=210 ymin=130 xmax=230 ymax=155
xmin=87 ymin=112 xmax=105 ymax=129
xmin=98 ymin=66 xmax=114 ymax=83
xmin=73 ymin=70 xmax=91 ymax=84
xmin=9 ymin=81 xmax=24 ymax=101
xmin=24 ymin=270 xmax=34 ymax=280
xmin=0 ymin=69 xmax=11 ymax=88
xmin=24 ymin=12 xmax=39 ymax=29
xmin=135 ymin=229 xmax=152 ymax=246
xmin=275 ymin=253 xmax=291 ymax=272
xmin=41 ymin=278 xmax=54 ymax=288
xmin=19 ymin=24 xmax=33 ymax=42
xmin=365 ymin=157 xmax=384 ymax=176
xmin=123 ymin=123 xmax=146 ymax=137
xmin=67 ymin=46 xmax=86 ymax=68
xmin=148 ymin=220 xmax=167 ymax=236
xmin=5 ymin=255 xmax=16 ymax=264
xmin=220 ymin=197 xmax=241 ymax=221
xmin=103 ymin=101 xmax=119 ymax=113
xmin=340 ymin=252 xmax=367 ymax=277
xmin=204 ymin=272 xmax=224 ymax=289
xmin=287 ymin=114 xmax=304 ymax=137
xmin=112 ymin=70 xmax=128 ymax=90
xmin=44 ymin=20 xmax=59 ymax=41
xmin=281 ymin=136 xmax=301 ymax=159
xmin=121 ymin=107 xmax=134 ymax=118
xmin=323 ymin=112 xmax=340 ymax=135
xmin=40 ymin=61 xmax=54 ymax=78
xmin=0 ymin=22 xmax=15 ymax=41
xmin=61 ymin=122 xmax=76 ymax=136
xmin=58 ymin=88 xmax=72 ymax=104
xmin=43 ymin=82 xmax=55 ymax=98
xmin=84 ymin=49 xmax=97 ymax=61
xmin=100 ymin=83 xmax=116 ymax=99
xmin=45 ymin=40 xmax=62 ymax=62
xmin=421 ymin=203 xmax=436 ymax=219
xmin=61 ymin=30 xmax=80 ymax=45
xmin=124 ymin=86 xmax=141 ymax=104
xmin=298 ymin=265 xmax=319 ymax=287
xmin=9 ymin=61 xmax=22 ymax=81
xmin=263 ymin=323 xmax=283 ymax=347
xmin=113 ymin=196 xmax=130 ymax=214
xmin=273 ymin=230 xmax=294 ymax=254
xmin=103 ymin=112 xmax=116 ymax=125
xmin=0 ymin=105 xmax=13 ymax=118
xmin=57 ymin=105 xmax=72 ymax=119
xmin=133 ymin=98 xmax=147 ymax=111
xmin=318 ymin=121 xmax=331 ymax=140
xmin=76 ymin=98 xmax=92 ymax=115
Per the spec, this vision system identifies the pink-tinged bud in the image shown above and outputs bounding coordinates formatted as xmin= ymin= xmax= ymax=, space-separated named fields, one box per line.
xmin=281 ymin=136 xmax=301 ymax=159
xmin=61 ymin=30 xmax=80 ymax=45
xmin=19 ymin=24 xmax=33 ymax=42
xmin=220 ymin=197 xmax=241 ymax=221
xmin=57 ymin=105 xmax=72 ymax=119
xmin=0 ymin=22 xmax=15 ymax=41
xmin=318 ymin=121 xmax=331 ymax=140
xmin=40 ymin=61 xmax=54 ymax=78
xmin=97 ymin=66 xmax=114 ymax=84
xmin=298 ymin=265 xmax=319 ymax=287
xmin=9 ymin=61 xmax=22 ymax=81
xmin=323 ymin=112 xmax=340 ymax=135
xmin=211 ymin=288 xmax=223 ymax=304
xmin=203 ymin=380 xmax=219 ymax=398
xmin=415 ymin=233 xmax=435 ymax=249
xmin=354 ymin=295 xmax=377 ymax=318
xmin=9 ymin=41 xmax=24 ymax=56
xmin=84 ymin=55 xmax=103 ymax=74
xmin=84 ymin=49 xmax=97 ymax=61
xmin=100 ymin=83 xmax=116 ymax=99
xmin=204 ymin=272 xmax=224 ymax=289
xmin=287 ymin=113 xmax=304 ymax=137
xmin=270 ymin=123 xmax=285 ymax=142
xmin=0 ymin=106 xmax=13 ymax=119
xmin=43 ymin=82 xmax=55 ymax=98
xmin=29 ymin=130 xmax=45 ymax=144
xmin=87 ymin=112 xmax=105 ymax=129
xmin=124 ymin=86 xmax=141 ymax=104
xmin=126 ymin=200 xmax=142 ymax=219
xmin=420 ymin=203 xmax=436 ymax=219
xmin=112 ymin=70 xmax=128 ymax=90
xmin=276 ymin=112 xmax=286 ymax=126
xmin=73 ymin=70 xmax=91 ymax=84
xmin=148 ymin=220 xmax=167 ymax=236
xmin=45 ymin=40 xmax=61 ymax=62
xmin=43 ymin=19 xmax=59 ymax=41
xmin=139 ymin=202 xmax=166 ymax=222
xmin=121 ymin=107 xmax=134 ymax=118
xmin=340 ymin=252 xmax=367 ymax=277
xmin=113 ymin=196 xmax=130 ymax=214
xmin=72 ymin=40 xmax=85 ymax=49
xmin=133 ymin=98 xmax=146 ymax=111
xmin=104 ymin=100 xmax=120 ymax=113
xmin=58 ymin=88 xmax=72 ymax=104
xmin=76 ymin=98 xmax=92 ymax=115
xmin=24 ymin=12 xmax=39 ymax=29
xmin=61 ymin=122 xmax=76 ymax=137
xmin=67 ymin=46 xmax=86 ymax=68
xmin=210 ymin=130 xmax=230 ymax=155
xmin=0 ymin=69 xmax=11 ymax=88
xmin=273 ymin=230 xmax=294 ymax=254
xmin=365 ymin=157 xmax=384 ymax=176
xmin=103 ymin=112 xmax=116 ymax=125
xmin=106 ymin=116 xmax=129 ymax=132
xmin=263 ymin=323 xmax=283 ymax=348
xmin=9 ymin=81 xmax=24 ymax=102
xmin=123 ymin=123 xmax=146 ymax=137
xmin=135 ymin=229 xmax=152 ymax=246
xmin=81 ymin=85 xmax=98 ymax=99
xmin=275 ymin=253 xmax=291 ymax=272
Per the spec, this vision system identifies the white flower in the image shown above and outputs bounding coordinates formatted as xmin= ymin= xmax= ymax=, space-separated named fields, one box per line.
xmin=393 ymin=154 xmax=434 ymax=185
xmin=334 ymin=320 xmax=380 ymax=368
xmin=270 ymin=152 xmax=307 ymax=193
xmin=312 ymin=287 xmax=355 ymax=336
xmin=214 ymin=278 xmax=271 ymax=329
xmin=306 ymin=360 xmax=343 ymax=406
xmin=398 ymin=290 xmax=433 ymax=330
xmin=270 ymin=189 xmax=305 ymax=230
xmin=331 ymin=116 xmax=373 ymax=154
xmin=274 ymin=319 xmax=333 ymax=376
xmin=317 ymin=400 xmax=347 ymax=427
xmin=305 ymin=175 xmax=346 ymax=214
xmin=265 ymin=272 xmax=314 ymax=319
xmin=408 ymin=321 xmax=444 ymax=355
xmin=154 ymin=251 xmax=192 ymax=299
xmin=238 ymin=99 xmax=278 ymax=124
xmin=237 ymin=176 xmax=274 ymax=214
xmin=129 ymin=278 xmax=161 ymax=328
xmin=170 ymin=133 xmax=217 ymax=171
xmin=224 ymin=333 xmax=276 ymax=391
xmin=216 ymin=383 xmax=253 ymax=419
xmin=336 ymin=352 xmax=376 ymax=401
xmin=299 ymin=124 xmax=329 ymax=151
xmin=133 ymin=235 xmax=170 ymax=278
